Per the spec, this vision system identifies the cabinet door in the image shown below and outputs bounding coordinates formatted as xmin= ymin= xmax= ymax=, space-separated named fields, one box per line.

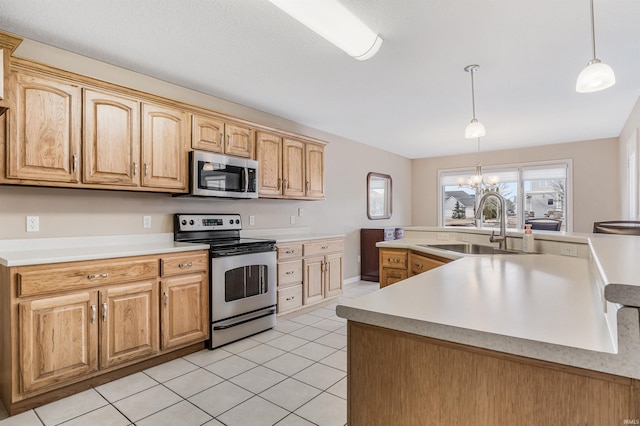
xmin=8 ymin=71 xmax=81 ymax=182
xmin=19 ymin=292 xmax=98 ymax=392
xmin=324 ymin=253 xmax=343 ymax=298
xmin=303 ymin=256 xmax=324 ymax=305
xmin=282 ymin=138 xmax=306 ymax=198
xmin=380 ymin=268 xmax=407 ymax=288
xmin=141 ymin=102 xmax=189 ymax=190
xmin=409 ymin=252 xmax=445 ymax=276
xmin=100 ymin=281 xmax=158 ymax=368
xmin=225 ymin=123 xmax=254 ymax=158
xmin=256 ymin=131 xmax=283 ymax=196
xmin=192 ymin=113 xmax=224 ymax=153
xmin=305 ymin=143 xmax=325 ymax=199
xmin=83 ymin=89 xmax=140 ymax=186
xmin=160 ymin=273 xmax=209 ymax=350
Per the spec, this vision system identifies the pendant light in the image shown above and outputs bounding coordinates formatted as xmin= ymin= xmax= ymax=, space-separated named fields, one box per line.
xmin=576 ymin=0 xmax=615 ymax=93
xmin=464 ymin=64 xmax=486 ymax=139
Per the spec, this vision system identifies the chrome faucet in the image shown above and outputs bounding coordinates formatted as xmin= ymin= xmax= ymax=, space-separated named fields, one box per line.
xmin=474 ymin=192 xmax=508 ymax=250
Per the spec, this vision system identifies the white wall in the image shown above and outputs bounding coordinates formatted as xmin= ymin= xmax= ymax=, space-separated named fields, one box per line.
xmin=411 ymin=137 xmax=620 ymax=233
xmin=0 ymin=40 xmax=413 ymax=281
xmin=618 ymin=97 xmax=640 ymax=219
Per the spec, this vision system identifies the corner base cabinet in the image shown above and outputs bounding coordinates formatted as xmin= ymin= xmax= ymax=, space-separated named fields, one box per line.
xmin=0 ymin=250 xmax=209 ymax=415
xmin=379 ymin=248 xmax=450 ymax=288
xmin=276 ymin=237 xmax=343 ymax=315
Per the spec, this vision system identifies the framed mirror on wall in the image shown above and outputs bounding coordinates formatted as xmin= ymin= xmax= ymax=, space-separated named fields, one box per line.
xmin=367 ymin=172 xmax=392 ymax=219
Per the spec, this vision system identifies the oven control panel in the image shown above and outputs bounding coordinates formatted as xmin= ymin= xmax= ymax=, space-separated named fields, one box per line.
xmin=175 ymin=214 xmax=242 ymax=232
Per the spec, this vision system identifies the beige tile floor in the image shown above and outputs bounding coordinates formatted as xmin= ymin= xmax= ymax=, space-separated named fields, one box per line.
xmin=0 ymin=281 xmax=379 ymax=426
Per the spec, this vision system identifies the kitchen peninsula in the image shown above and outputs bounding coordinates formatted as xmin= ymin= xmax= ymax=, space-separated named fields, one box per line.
xmin=337 ymin=228 xmax=640 ymax=425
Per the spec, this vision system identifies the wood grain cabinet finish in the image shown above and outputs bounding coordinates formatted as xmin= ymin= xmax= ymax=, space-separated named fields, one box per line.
xmin=409 ymin=252 xmax=447 ymax=276
xmin=192 ymin=113 xmax=254 ymax=159
xmin=0 ymin=31 xmax=22 ymax=109
xmin=83 ymin=89 xmax=140 ymax=186
xmin=160 ymin=273 xmax=208 ymax=350
xmin=8 ymin=69 xmax=81 ymax=183
xmin=257 ymin=132 xmax=326 ymax=200
xmin=99 ymin=281 xmax=158 ymax=368
xmin=19 ymin=292 xmax=98 ymax=393
xmin=303 ymin=256 xmax=325 ymax=305
xmin=0 ymin=250 xmax=209 ymax=414
xmin=141 ymin=102 xmax=189 ymax=191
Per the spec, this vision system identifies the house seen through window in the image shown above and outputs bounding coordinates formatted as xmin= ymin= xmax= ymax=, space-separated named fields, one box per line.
xmin=439 ymin=161 xmax=571 ymax=232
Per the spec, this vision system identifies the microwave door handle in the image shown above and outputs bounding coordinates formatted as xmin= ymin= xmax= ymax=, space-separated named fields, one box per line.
xmin=244 ymin=167 xmax=249 ymax=192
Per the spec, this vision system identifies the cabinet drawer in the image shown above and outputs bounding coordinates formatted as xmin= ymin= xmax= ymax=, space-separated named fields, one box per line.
xmin=277 ymin=285 xmax=302 ymax=314
xmin=17 ymin=258 xmax=159 ymax=297
xmin=278 ymin=260 xmax=302 ymax=287
xmin=380 ymin=248 xmax=407 ymax=269
xmin=304 ymin=239 xmax=344 ymax=257
xmin=277 ymin=243 xmax=303 ymax=260
xmin=409 ymin=252 xmax=445 ymax=276
xmin=161 ymin=252 xmax=208 ymax=277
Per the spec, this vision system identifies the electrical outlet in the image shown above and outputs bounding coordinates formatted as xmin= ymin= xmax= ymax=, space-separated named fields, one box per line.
xmin=26 ymin=216 xmax=39 ymax=232
xmin=459 ymin=234 xmax=470 ymax=242
xmin=560 ymin=243 xmax=578 ymax=257
xmin=437 ymin=233 xmax=450 ymax=241
xmin=290 ymin=215 xmax=296 ymax=225
xmin=298 ymin=208 xmax=303 ymax=217
xmin=249 ymin=215 xmax=255 ymax=226
xmin=357 ymin=255 xmax=361 ymax=263
xmin=143 ymin=216 xmax=152 ymax=229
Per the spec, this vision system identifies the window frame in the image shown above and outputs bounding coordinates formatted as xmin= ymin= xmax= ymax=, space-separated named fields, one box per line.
xmin=438 ymin=159 xmax=573 ymax=231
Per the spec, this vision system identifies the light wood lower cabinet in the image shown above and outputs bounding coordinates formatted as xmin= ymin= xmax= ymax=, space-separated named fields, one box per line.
xmin=380 ymin=248 xmax=451 ymax=288
xmin=1 ymin=250 xmax=209 ymax=415
xmin=276 ymin=238 xmax=343 ymax=315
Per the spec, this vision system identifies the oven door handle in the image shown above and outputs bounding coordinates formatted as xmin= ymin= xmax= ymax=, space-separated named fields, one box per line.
xmin=243 ymin=167 xmax=249 ymax=193
xmin=213 ymin=308 xmax=276 ymax=330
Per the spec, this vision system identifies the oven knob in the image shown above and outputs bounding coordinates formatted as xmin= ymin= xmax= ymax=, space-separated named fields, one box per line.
xmin=235 ymin=219 xmax=240 ymax=224
xmin=189 ymin=220 xmax=195 ymax=225
xmin=181 ymin=220 xmax=187 ymax=226
xmin=229 ymin=219 xmax=233 ymax=225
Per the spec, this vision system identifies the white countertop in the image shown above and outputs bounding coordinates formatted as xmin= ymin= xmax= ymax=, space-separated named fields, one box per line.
xmin=242 ymin=228 xmax=344 ymax=243
xmin=0 ymin=234 xmax=210 ymax=266
xmin=338 ymin=233 xmax=640 ymax=379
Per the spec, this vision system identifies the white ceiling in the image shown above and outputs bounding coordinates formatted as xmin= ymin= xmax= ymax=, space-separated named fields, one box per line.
xmin=0 ymin=0 xmax=639 ymax=159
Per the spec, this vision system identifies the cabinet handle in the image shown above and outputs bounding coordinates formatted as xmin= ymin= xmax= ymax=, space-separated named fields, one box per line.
xmin=102 ymin=303 xmax=108 ymax=322
xmin=283 ymin=179 xmax=288 ymax=189
xmin=284 ymin=249 xmax=294 ymax=254
xmin=178 ymin=262 xmax=193 ymax=269
xmin=227 ymin=134 xmax=231 ymax=148
xmin=91 ymin=304 xmax=96 ymax=324
xmin=72 ymin=154 xmax=78 ymax=173
xmin=387 ymin=258 xmax=400 ymax=263
xmin=164 ymin=291 xmax=168 ymax=307
xmin=133 ymin=162 xmax=138 ymax=177
xmin=306 ymin=181 xmax=310 ymax=192
xmin=285 ymin=271 xmax=295 ymax=275
xmin=321 ymin=246 xmax=329 ymax=249
xmin=144 ymin=163 xmax=149 ymax=177
xmin=278 ymin=178 xmax=283 ymax=191
xmin=286 ymin=296 xmax=295 ymax=301
xmin=416 ymin=263 xmax=424 ymax=269
xmin=87 ymin=273 xmax=109 ymax=280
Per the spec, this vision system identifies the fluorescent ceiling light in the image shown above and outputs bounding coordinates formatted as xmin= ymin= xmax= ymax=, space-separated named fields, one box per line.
xmin=267 ymin=0 xmax=383 ymax=60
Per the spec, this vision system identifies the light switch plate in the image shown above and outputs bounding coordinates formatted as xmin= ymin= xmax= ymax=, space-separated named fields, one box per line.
xmin=290 ymin=215 xmax=296 ymax=225
xmin=249 ymin=215 xmax=255 ymax=225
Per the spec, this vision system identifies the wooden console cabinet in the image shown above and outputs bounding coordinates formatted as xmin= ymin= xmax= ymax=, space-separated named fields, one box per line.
xmin=0 ymin=250 xmax=208 ymax=415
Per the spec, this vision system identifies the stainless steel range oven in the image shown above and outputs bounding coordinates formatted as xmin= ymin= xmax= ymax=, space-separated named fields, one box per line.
xmin=174 ymin=213 xmax=276 ymax=349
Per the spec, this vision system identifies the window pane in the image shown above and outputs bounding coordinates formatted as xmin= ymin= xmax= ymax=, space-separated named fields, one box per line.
xmin=523 ymin=164 xmax=567 ymax=232
xmin=443 ymin=186 xmax=476 ymax=226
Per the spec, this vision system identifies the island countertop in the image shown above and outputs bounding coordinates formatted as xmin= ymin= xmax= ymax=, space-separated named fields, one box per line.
xmin=337 ymin=246 xmax=640 ymax=379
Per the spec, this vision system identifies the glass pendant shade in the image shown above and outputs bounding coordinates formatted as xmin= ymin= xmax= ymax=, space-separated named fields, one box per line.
xmin=576 ymin=60 xmax=616 ymax=93
xmin=465 ymin=119 xmax=486 ymax=139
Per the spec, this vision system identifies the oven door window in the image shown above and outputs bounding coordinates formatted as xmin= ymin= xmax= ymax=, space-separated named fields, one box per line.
xmin=198 ymin=160 xmax=244 ymax=193
xmin=225 ymin=264 xmax=270 ymax=302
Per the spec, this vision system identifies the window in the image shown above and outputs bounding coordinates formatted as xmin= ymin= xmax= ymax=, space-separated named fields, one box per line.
xmin=438 ymin=160 xmax=572 ymax=231
xmin=367 ymin=172 xmax=392 ymax=219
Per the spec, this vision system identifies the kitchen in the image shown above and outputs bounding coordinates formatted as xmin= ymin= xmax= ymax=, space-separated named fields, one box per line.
xmin=0 ymin=0 xmax=639 ymax=424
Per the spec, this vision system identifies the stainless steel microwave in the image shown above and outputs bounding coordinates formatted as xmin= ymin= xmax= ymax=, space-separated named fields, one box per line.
xmin=189 ymin=150 xmax=258 ymax=198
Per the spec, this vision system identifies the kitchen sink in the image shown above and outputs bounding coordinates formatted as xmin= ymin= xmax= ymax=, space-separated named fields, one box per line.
xmin=419 ymin=243 xmax=521 ymax=255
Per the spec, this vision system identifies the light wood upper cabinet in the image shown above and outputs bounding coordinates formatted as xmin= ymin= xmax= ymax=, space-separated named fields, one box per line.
xmin=19 ymin=292 xmax=98 ymax=393
xmin=305 ymin=143 xmax=325 ymax=199
xmin=8 ymin=70 xmax=81 ymax=183
xmin=192 ymin=113 xmax=254 ymax=159
xmin=141 ymin=102 xmax=189 ymax=190
xmin=99 ymin=282 xmax=158 ymax=369
xmin=283 ymin=138 xmax=306 ymax=198
xmin=256 ymin=131 xmax=283 ymax=196
xmin=83 ymin=89 xmax=140 ymax=186
xmin=0 ymin=31 xmax=22 ymax=109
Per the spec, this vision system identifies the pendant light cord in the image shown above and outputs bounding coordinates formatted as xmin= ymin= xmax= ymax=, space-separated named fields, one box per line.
xmin=470 ymin=69 xmax=477 ymax=119
xmin=590 ymin=0 xmax=597 ymax=60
